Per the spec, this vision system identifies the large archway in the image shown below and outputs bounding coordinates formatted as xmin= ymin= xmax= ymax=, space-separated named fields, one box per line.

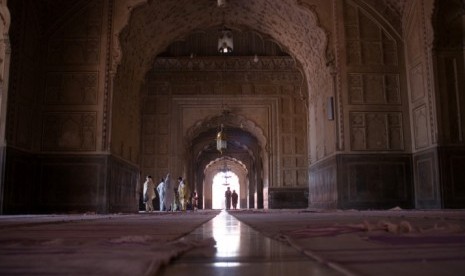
xmin=191 ymin=123 xmax=260 ymax=209
xmin=138 ymin=20 xmax=312 ymax=209
xmin=113 ymin=0 xmax=332 ymax=183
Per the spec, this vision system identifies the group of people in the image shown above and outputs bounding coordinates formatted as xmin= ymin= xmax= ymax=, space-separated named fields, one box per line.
xmin=143 ymin=174 xmax=198 ymax=212
xmin=224 ymin=187 xmax=238 ymax=210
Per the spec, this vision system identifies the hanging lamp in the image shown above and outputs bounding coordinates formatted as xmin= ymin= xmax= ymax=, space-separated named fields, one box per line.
xmin=218 ymin=27 xmax=233 ymax=54
xmin=216 ymin=124 xmax=227 ymax=154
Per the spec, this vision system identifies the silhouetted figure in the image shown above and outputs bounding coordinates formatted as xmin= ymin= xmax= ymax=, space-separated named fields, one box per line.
xmin=225 ymin=187 xmax=232 ymax=210
xmin=191 ymin=192 xmax=199 ymax=210
xmin=231 ymin=190 xmax=238 ymax=209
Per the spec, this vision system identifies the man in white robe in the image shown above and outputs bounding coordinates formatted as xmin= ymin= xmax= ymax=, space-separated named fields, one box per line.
xmin=157 ymin=173 xmax=169 ymax=211
xmin=143 ymin=176 xmax=156 ymax=212
xmin=164 ymin=173 xmax=175 ymax=211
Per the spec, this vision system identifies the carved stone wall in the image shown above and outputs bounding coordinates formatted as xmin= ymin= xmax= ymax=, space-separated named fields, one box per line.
xmin=309 ymin=156 xmax=337 ymax=209
xmin=404 ymin=0 xmax=434 ymax=151
xmin=429 ymin=0 xmax=465 ymax=208
xmin=2 ymin=147 xmax=138 ymax=214
xmin=337 ymin=154 xmax=413 ymax=209
xmin=439 ymin=147 xmax=465 ymax=208
xmin=343 ymin=0 xmax=409 ymax=152
xmin=412 ymin=148 xmax=440 ymax=208
xmin=1 ymin=0 xmax=142 ymax=214
xmin=6 ymin=0 xmax=43 ymax=151
xmin=42 ymin=1 xmax=104 ymax=153
xmin=307 ymin=0 xmax=414 ymax=209
xmin=6 ymin=0 xmax=107 ymax=153
xmin=2 ymin=147 xmax=37 ymax=214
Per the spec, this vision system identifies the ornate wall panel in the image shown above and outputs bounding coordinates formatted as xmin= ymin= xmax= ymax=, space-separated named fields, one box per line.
xmin=141 ymin=92 xmax=171 ymax=178
xmin=45 ymin=72 xmax=98 ymax=105
xmin=404 ymin=0 xmax=436 ymax=150
xmin=309 ymin=156 xmax=337 ymax=209
xmin=42 ymin=0 xmax=105 ymax=154
xmin=343 ymin=0 xmax=407 ymax=156
xmin=46 ymin=2 xmax=102 ymax=66
xmin=42 ymin=112 xmax=97 ymax=151
xmin=36 ymin=154 xmax=138 ymax=213
xmin=344 ymin=2 xmax=398 ymax=66
xmin=107 ymin=156 xmax=139 ymax=213
xmin=338 ymin=154 xmax=413 ymax=209
xmin=408 ymin=62 xmax=425 ymax=102
xmin=412 ymin=149 xmax=439 ymax=208
xmin=348 ymin=73 xmax=400 ymax=104
xmin=350 ymin=112 xmax=404 ymax=150
xmin=6 ymin=0 xmax=43 ymax=150
xmin=268 ymin=187 xmax=308 ymax=209
xmin=413 ymin=105 xmax=428 ymax=149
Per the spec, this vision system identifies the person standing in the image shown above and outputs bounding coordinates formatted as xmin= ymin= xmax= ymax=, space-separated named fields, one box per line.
xmin=225 ymin=187 xmax=232 ymax=210
xmin=231 ymin=190 xmax=238 ymax=210
xmin=178 ymin=177 xmax=188 ymax=211
xmin=164 ymin=173 xmax=174 ymax=211
xmin=191 ymin=192 xmax=199 ymax=211
xmin=157 ymin=173 xmax=169 ymax=211
xmin=143 ymin=175 xmax=156 ymax=212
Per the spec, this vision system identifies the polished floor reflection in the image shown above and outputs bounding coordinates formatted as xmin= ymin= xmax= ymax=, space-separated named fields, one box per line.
xmin=159 ymin=211 xmax=341 ymax=275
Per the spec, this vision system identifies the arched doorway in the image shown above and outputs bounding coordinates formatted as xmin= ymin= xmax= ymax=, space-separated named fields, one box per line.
xmin=212 ymin=171 xmax=240 ymax=209
xmin=201 ymin=155 xmax=251 ymax=210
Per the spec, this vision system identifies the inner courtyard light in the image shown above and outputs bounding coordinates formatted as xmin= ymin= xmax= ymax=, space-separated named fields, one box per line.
xmin=212 ymin=172 xmax=240 ymax=209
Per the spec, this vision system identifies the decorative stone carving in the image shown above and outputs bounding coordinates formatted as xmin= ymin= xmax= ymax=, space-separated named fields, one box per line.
xmin=413 ymin=105 xmax=429 ymax=149
xmin=348 ymin=73 xmax=400 ymax=104
xmin=350 ymin=112 xmax=404 ymax=150
xmin=344 ymin=1 xmax=399 ymax=66
xmin=47 ymin=2 xmax=103 ymax=66
xmin=42 ymin=112 xmax=96 ymax=151
xmin=45 ymin=72 xmax=98 ymax=105
xmin=153 ymin=57 xmax=298 ymax=72
xmin=409 ymin=62 xmax=425 ymax=102
xmin=111 ymin=0 xmax=147 ymax=74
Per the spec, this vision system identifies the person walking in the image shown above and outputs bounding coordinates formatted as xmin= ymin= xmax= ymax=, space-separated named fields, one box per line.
xmin=164 ymin=173 xmax=175 ymax=211
xmin=143 ymin=175 xmax=156 ymax=212
xmin=225 ymin=187 xmax=232 ymax=210
xmin=231 ymin=190 xmax=238 ymax=209
xmin=157 ymin=173 xmax=169 ymax=211
xmin=178 ymin=177 xmax=188 ymax=211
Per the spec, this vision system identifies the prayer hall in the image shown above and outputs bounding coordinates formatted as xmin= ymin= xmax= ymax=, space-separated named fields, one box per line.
xmin=0 ymin=0 xmax=464 ymax=275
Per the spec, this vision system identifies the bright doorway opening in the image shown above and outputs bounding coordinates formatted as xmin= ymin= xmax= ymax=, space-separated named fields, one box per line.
xmin=212 ymin=171 xmax=240 ymax=209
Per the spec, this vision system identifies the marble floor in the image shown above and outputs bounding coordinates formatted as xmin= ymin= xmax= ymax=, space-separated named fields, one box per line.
xmin=159 ymin=210 xmax=342 ymax=275
xmin=0 ymin=209 xmax=464 ymax=275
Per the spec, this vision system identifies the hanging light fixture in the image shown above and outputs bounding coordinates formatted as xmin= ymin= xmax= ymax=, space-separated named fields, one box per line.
xmin=218 ymin=27 xmax=233 ymax=54
xmin=221 ymin=161 xmax=231 ymax=186
xmin=217 ymin=0 xmax=228 ymax=8
xmin=216 ymin=124 xmax=227 ymax=154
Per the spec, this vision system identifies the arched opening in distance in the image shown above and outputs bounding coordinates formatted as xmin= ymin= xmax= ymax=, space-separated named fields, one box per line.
xmin=212 ymin=171 xmax=240 ymax=209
